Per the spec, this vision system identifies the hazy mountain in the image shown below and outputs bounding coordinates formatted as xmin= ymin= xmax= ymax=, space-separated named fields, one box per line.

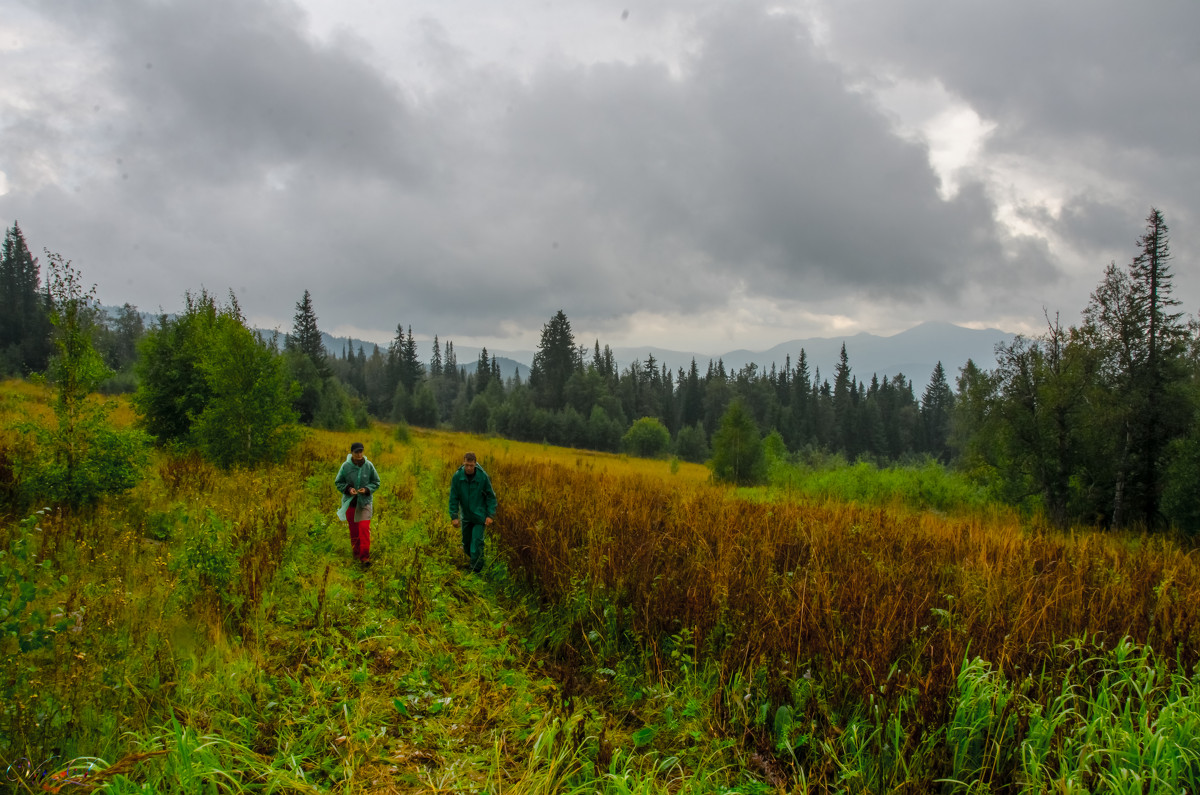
xmin=321 ymin=333 xmax=379 ymax=358
xmin=718 ymin=322 xmax=1016 ymax=385
xmin=324 ymin=322 xmax=1014 ymax=388
xmin=597 ymin=322 xmax=1015 ymax=387
xmin=459 ymin=357 xmax=529 ymax=381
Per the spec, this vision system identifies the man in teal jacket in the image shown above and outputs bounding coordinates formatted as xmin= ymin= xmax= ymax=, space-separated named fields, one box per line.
xmin=448 ymin=452 xmax=498 ymax=573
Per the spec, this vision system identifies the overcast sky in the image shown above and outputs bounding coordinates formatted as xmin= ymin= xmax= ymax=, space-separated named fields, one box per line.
xmin=2 ymin=0 xmax=1197 ymax=355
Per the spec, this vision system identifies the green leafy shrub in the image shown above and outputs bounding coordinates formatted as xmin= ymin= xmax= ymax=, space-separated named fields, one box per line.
xmin=172 ymin=511 xmax=240 ymax=616
xmin=1 ymin=511 xmax=75 ymax=764
xmin=18 ymin=253 xmax=151 ymax=508
xmin=623 ymin=416 xmax=671 ymax=458
xmin=674 ymin=422 xmax=709 ymax=463
xmin=709 ymin=399 xmax=766 ymax=485
xmin=136 ymin=290 xmax=300 ymax=469
xmin=0 ymin=511 xmax=66 ymax=655
xmin=192 ymin=310 xmax=299 ymax=469
xmin=313 ymin=376 xmax=356 ymax=430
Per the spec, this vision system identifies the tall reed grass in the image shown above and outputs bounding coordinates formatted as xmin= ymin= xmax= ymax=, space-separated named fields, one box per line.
xmin=490 ymin=455 xmax=1200 ymax=788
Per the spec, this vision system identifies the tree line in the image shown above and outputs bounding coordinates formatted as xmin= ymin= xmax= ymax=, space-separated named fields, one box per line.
xmin=298 ymin=307 xmax=955 ymax=468
xmin=2 ymin=208 xmax=1196 ymax=529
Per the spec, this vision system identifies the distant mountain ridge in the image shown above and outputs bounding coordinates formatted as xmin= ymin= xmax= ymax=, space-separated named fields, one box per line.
xmin=698 ymin=321 xmax=1016 ymax=386
xmin=323 ymin=322 xmax=1015 ymax=388
xmin=486 ymin=321 xmax=1014 ymax=388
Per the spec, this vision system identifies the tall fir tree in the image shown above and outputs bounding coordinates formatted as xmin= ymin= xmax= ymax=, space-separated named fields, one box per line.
xmin=475 ymin=347 xmax=492 ymax=393
xmin=832 ymin=344 xmax=856 ymax=455
xmin=921 ymin=362 xmax=955 ymax=462
xmin=1128 ymin=208 xmax=1187 ymax=524
xmin=402 ymin=326 xmax=424 ymax=391
xmin=286 ymin=289 xmax=328 ymax=377
xmin=430 ymin=335 xmax=443 ymax=377
xmin=0 ymin=222 xmax=52 ymax=374
xmin=679 ymin=358 xmax=703 ymax=429
xmin=529 ymin=310 xmax=580 ymax=411
xmin=1081 ymin=208 xmax=1190 ymax=526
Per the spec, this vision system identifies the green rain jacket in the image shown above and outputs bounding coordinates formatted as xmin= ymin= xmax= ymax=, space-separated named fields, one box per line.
xmin=448 ymin=464 xmax=498 ymax=525
xmin=335 ymin=455 xmax=381 ymax=522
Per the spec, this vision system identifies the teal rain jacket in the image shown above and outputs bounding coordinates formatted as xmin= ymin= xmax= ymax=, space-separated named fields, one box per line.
xmin=335 ymin=454 xmax=381 ymax=522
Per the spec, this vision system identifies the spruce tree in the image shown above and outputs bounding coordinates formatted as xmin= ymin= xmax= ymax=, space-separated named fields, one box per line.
xmin=135 ymin=290 xmax=221 ymax=442
xmin=1081 ymin=208 xmax=1189 ymax=526
xmin=921 ymin=362 xmax=955 ymax=462
xmin=1129 ymin=208 xmax=1187 ymax=524
xmin=832 ymin=344 xmax=855 ymax=455
xmin=791 ymin=349 xmax=814 ymax=448
xmin=679 ymin=358 xmax=703 ymax=429
xmin=287 ymin=289 xmax=328 ymax=377
xmin=0 ymin=222 xmax=52 ymax=374
xmin=529 ymin=310 xmax=580 ymax=411
xmin=476 ymin=347 xmax=491 ymax=392
xmin=402 ymin=326 xmax=424 ymax=390
xmin=136 ymin=289 xmax=299 ymax=466
xmin=430 ymin=335 xmax=443 ymax=377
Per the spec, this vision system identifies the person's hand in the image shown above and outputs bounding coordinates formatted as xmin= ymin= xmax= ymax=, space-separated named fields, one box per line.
xmin=452 ymin=519 xmax=460 ymax=528
xmin=357 ymin=487 xmax=367 ymax=494
xmin=484 ymin=517 xmax=493 ymax=526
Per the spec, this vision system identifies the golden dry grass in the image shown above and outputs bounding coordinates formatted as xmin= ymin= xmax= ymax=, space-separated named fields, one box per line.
xmin=419 ymin=427 xmax=710 ymax=482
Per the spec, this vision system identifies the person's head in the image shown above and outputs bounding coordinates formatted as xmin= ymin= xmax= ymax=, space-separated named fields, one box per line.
xmin=351 ymin=442 xmax=365 ymax=463
xmin=463 ymin=452 xmax=477 ymax=475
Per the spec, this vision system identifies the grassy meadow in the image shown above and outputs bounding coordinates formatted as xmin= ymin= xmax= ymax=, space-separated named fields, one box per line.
xmin=3 ymin=379 xmax=1200 ymax=792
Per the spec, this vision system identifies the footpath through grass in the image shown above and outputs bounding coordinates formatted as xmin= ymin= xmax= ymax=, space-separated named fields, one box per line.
xmin=2 ymin=412 xmax=753 ymax=793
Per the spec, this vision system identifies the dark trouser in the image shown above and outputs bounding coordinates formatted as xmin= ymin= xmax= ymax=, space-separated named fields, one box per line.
xmin=461 ymin=521 xmax=485 ymax=572
xmin=348 ymin=505 xmax=371 ymax=562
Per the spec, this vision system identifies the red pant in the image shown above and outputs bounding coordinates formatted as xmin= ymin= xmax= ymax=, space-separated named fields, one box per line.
xmin=347 ymin=505 xmax=371 ymax=562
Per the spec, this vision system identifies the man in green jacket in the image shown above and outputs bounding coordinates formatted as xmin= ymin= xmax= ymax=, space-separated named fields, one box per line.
xmin=448 ymin=452 xmax=498 ymax=573
xmin=336 ymin=442 xmax=380 ymax=565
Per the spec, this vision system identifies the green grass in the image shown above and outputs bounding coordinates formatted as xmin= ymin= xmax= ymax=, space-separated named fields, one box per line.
xmin=943 ymin=638 xmax=1200 ymax=792
xmin=2 ymin=422 xmax=745 ymax=792
xmin=768 ymin=456 xmax=999 ymax=514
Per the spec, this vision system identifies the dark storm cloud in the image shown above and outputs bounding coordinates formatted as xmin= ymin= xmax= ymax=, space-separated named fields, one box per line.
xmin=822 ymin=2 xmax=1200 ymax=156
xmin=1 ymin=0 xmax=1060 ymax=342
xmin=72 ymin=0 xmax=427 ymax=184
xmin=821 ymin=1 xmax=1200 ymax=267
xmin=1057 ymin=199 xmax=1145 ymax=262
xmin=3 ymin=0 xmax=441 ymax=320
xmin=683 ymin=11 xmax=1019 ymax=295
xmin=485 ymin=6 xmax=1051 ymax=327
